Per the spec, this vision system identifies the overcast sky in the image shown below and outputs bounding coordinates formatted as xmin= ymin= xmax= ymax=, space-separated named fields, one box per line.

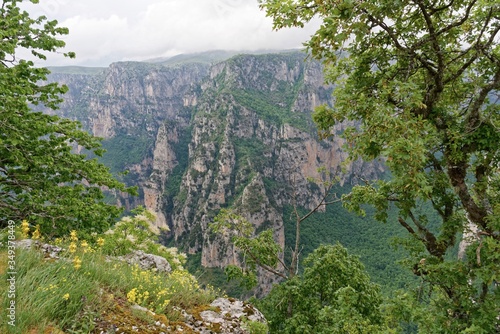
xmin=21 ymin=0 xmax=320 ymax=67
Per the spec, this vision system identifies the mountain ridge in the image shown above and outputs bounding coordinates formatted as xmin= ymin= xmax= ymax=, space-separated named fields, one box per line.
xmin=44 ymin=51 xmax=408 ymax=295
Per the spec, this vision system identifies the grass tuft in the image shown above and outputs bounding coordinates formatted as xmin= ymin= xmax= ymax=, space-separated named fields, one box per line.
xmin=0 ymin=233 xmax=220 ymax=333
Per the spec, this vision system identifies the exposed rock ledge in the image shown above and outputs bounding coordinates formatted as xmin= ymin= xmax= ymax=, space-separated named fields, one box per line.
xmin=116 ymin=250 xmax=172 ymax=274
xmin=196 ymin=297 xmax=267 ymax=333
xmin=14 ymin=239 xmax=64 ymax=259
xmin=14 ymin=240 xmax=267 ymax=333
xmin=119 ymin=297 xmax=267 ymax=334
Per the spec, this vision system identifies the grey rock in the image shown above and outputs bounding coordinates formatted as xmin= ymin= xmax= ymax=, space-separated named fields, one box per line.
xmin=15 ymin=239 xmax=64 ymax=259
xmin=210 ymin=297 xmax=267 ymax=323
xmin=131 ymin=304 xmax=155 ymax=316
xmin=194 ymin=298 xmax=267 ymax=333
xmin=199 ymin=310 xmax=224 ymax=324
xmin=118 ymin=250 xmax=172 ymax=273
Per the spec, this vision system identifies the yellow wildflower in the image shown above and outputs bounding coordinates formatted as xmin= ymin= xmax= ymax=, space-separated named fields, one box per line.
xmin=32 ymin=225 xmax=41 ymax=240
xmin=69 ymin=242 xmax=77 ymax=253
xmin=127 ymin=288 xmax=138 ymax=303
xmin=70 ymin=230 xmax=78 ymax=242
xmin=63 ymin=293 xmax=70 ymax=300
xmin=97 ymin=237 xmax=105 ymax=247
xmin=81 ymin=240 xmax=89 ymax=253
xmin=21 ymin=220 xmax=30 ymax=238
xmin=73 ymin=256 xmax=82 ymax=270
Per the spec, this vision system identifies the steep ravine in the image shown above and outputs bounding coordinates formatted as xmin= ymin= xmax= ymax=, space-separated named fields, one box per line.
xmin=47 ymin=52 xmax=387 ymax=294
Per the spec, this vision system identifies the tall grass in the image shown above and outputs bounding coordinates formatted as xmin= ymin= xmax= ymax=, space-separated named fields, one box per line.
xmin=0 ymin=244 xmax=219 ymax=333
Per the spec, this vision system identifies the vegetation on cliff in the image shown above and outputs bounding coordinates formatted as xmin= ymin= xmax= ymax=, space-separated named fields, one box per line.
xmin=3 ymin=0 xmax=499 ymax=332
xmin=260 ymin=0 xmax=500 ymax=332
xmin=0 ymin=0 xmax=135 ymax=237
xmin=0 ymin=210 xmax=226 ymax=333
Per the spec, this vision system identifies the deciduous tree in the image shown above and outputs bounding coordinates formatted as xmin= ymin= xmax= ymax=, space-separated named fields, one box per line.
xmin=0 ymin=0 xmax=135 ymax=237
xmin=258 ymin=244 xmax=386 ymax=333
xmin=260 ymin=0 xmax=500 ymax=331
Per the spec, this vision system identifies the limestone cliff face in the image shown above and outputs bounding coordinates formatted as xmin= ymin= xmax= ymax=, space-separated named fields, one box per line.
xmin=166 ymin=53 xmax=383 ymax=281
xmin=48 ymin=53 xmax=384 ymax=293
xmin=144 ymin=122 xmax=180 ymax=230
xmin=47 ymin=62 xmax=209 ymax=218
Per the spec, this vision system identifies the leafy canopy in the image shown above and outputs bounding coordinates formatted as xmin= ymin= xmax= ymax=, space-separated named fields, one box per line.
xmin=259 ymin=244 xmax=386 ymax=334
xmin=260 ymin=0 xmax=500 ymax=332
xmin=0 ymin=0 xmax=135 ymax=237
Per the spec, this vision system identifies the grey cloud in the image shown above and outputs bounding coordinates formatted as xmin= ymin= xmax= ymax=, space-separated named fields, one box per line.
xmin=23 ymin=0 xmax=319 ymax=67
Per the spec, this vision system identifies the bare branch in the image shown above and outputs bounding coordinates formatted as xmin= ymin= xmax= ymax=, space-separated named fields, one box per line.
xmin=434 ymin=0 xmax=477 ymax=37
xmin=428 ymin=0 xmax=455 ymax=15
xmin=398 ymin=217 xmax=417 ymax=236
xmin=445 ymin=9 xmax=498 ymax=85
xmin=242 ymin=246 xmax=288 ymax=280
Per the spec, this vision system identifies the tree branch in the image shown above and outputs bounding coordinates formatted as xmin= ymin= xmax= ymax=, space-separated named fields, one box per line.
xmin=444 ymin=9 xmax=498 ymax=85
xmin=242 ymin=246 xmax=288 ymax=280
xmin=434 ymin=0 xmax=477 ymax=37
xmin=447 ymin=160 xmax=488 ymax=230
xmin=398 ymin=217 xmax=417 ymax=236
xmin=362 ymin=10 xmax=439 ymax=76
xmin=428 ymin=0 xmax=455 ymax=15
xmin=465 ymin=66 xmax=500 ymax=134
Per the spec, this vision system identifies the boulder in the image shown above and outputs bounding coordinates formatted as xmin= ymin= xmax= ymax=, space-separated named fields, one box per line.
xmin=118 ymin=250 xmax=172 ymax=273
xmin=15 ymin=239 xmax=64 ymax=259
xmin=191 ymin=298 xmax=267 ymax=333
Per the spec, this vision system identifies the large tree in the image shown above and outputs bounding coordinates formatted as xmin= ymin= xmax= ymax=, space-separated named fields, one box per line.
xmin=260 ymin=0 xmax=500 ymax=332
xmin=0 ymin=0 xmax=135 ymax=237
xmin=259 ymin=244 xmax=385 ymax=333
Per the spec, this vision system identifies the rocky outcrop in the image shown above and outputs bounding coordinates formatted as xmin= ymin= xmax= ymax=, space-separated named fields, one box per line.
xmin=170 ymin=53 xmax=382 ymax=263
xmin=47 ymin=62 xmax=210 ymax=222
xmin=47 ymin=52 xmax=385 ymax=294
xmin=98 ymin=297 xmax=267 ymax=334
xmin=116 ymin=250 xmax=172 ymax=274
xmin=15 ymin=239 xmax=64 ymax=259
xmin=196 ymin=298 xmax=267 ymax=333
xmin=144 ymin=122 xmax=181 ymax=230
xmin=18 ymin=237 xmax=266 ymax=333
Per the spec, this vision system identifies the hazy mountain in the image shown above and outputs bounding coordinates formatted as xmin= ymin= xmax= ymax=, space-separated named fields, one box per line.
xmin=46 ymin=52 xmax=410 ymax=295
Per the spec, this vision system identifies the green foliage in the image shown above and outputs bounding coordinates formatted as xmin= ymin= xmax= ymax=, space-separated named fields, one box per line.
xmin=231 ymin=88 xmax=311 ymax=131
xmin=241 ymin=317 xmax=270 ymax=334
xmin=261 ymin=0 xmax=500 ymax=331
xmin=98 ymin=207 xmax=186 ymax=270
xmin=0 ymin=248 xmax=101 ymax=333
xmin=0 ymin=235 xmax=219 ymax=333
xmin=185 ymin=252 xmax=251 ymax=298
xmin=163 ymin=126 xmax=192 ymax=202
xmin=282 ymin=200 xmax=415 ymax=294
xmin=100 ymin=207 xmax=159 ymax=255
xmin=219 ymin=215 xmax=282 ymax=270
xmin=0 ymin=0 xmax=135 ymax=237
xmin=99 ymin=132 xmax=153 ymax=174
xmin=234 ymin=138 xmax=268 ymax=171
xmin=259 ymin=244 xmax=387 ymax=333
xmin=224 ymin=264 xmax=258 ymax=291
xmin=211 ymin=209 xmax=284 ymax=286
